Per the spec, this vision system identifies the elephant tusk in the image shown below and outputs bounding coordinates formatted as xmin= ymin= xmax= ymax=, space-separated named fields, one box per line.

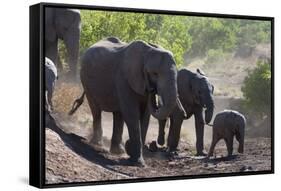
xmin=176 ymin=97 xmax=187 ymax=118
xmin=157 ymin=95 xmax=164 ymax=107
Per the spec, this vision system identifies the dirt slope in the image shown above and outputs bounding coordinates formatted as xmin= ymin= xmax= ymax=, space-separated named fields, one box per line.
xmin=45 ymin=112 xmax=271 ymax=184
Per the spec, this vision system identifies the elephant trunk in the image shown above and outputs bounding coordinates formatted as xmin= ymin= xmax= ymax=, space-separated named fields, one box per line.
xmin=64 ymin=28 xmax=80 ymax=78
xmin=204 ymin=95 xmax=214 ymax=124
xmin=149 ymin=78 xmax=177 ymax=120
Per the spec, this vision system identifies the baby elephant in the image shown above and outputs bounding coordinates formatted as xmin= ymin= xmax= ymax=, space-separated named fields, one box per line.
xmin=208 ymin=110 xmax=246 ymax=157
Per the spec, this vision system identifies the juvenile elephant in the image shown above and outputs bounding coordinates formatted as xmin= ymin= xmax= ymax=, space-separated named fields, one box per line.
xmin=45 ymin=8 xmax=81 ymax=78
xmin=156 ymin=69 xmax=214 ymax=156
xmin=45 ymin=57 xmax=58 ymax=112
xmin=208 ymin=110 xmax=246 ymax=157
xmin=70 ymin=37 xmax=179 ymax=166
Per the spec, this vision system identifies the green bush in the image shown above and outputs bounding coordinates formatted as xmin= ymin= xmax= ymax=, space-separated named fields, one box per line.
xmin=79 ymin=11 xmax=192 ymax=67
xmin=57 ymin=10 xmax=271 ymax=69
xmin=241 ymin=61 xmax=271 ymax=116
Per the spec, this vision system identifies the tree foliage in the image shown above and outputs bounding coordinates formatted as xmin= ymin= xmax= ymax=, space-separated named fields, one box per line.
xmin=186 ymin=18 xmax=271 ymax=58
xmin=80 ymin=10 xmax=191 ymax=67
xmin=241 ymin=61 xmax=271 ymax=116
xmin=57 ymin=10 xmax=271 ymax=68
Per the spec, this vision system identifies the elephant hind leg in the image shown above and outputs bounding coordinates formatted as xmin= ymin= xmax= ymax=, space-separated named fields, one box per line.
xmin=225 ymin=136 xmax=234 ymax=157
xmin=236 ymin=133 xmax=244 ymax=153
xmin=208 ymin=134 xmax=220 ymax=157
xmin=91 ymin=110 xmax=102 ymax=145
xmin=87 ymin=96 xmax=103 ymax=146
xmin=110 ymin=112 xmax=125 ymax=154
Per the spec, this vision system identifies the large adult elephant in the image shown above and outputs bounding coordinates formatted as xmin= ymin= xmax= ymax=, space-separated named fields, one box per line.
xmin=156 ymin=69 xmax=214 ymax=156
xmin=45 ymin=8 xmax=81 ymax=78
xmin=69 ymin=37 xmax=179 ymax=166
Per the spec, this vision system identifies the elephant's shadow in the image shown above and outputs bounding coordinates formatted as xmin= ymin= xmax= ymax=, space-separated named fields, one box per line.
xmin=46 ymin=112 xmax=135 ymax=169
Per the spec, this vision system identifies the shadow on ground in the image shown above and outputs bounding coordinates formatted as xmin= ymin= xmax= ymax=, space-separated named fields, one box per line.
xmin=46 ymin=111 xmax=142 ymax=177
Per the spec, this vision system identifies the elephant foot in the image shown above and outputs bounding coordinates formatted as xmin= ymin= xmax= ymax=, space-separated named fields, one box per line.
xmin=207 ymin=152 xmax=213 ymax=158
xmin=149 ymin=141 xmax=158 ymax=152
xmin=90 ymin=137 xmax=103 ymax=147
xmin=110 ymin=143 xmax=125 ymax=155
xmin=166 ymin=146 xmax=178 ymax=153
xmin=167 ymin=150 xmax=179 ymax=157
xmin=157 ymin=136 xmax=165 ymax=146
xmin=125 ymin=139 xmax=136 ymax=157
xmin=196 ymin=151 xmax=207 ymax=156
xmin=227 ymin=154 xmax=233 ymax=158
xmin=238 ymin=147 xmax=244 ymax=154
xmin=127 ymin=157 xmax=146 ymax=167
xmin=125 ymin=140 xmax=145 ymax=167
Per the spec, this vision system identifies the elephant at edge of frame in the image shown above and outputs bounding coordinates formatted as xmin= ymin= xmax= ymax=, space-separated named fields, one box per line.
xmin=45 ymin=57 xmax=58 ymax=112
xmin=45 ymin=7 xmax=81 ymax=78
xmin=208 ymin=110 xmax=246 ymax=157
xmin=69 ymin=37 xmax=182 ymax=166
xmin=155 ymin=68 xmax=214 ymax=156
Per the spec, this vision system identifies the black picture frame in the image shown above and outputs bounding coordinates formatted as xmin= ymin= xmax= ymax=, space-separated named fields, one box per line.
xmin=30 ymin=2 xmax=274 ymax=188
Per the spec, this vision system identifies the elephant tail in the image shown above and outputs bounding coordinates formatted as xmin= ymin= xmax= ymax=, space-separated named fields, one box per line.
xmin=68 ymin=92 xmax=85 ymax=115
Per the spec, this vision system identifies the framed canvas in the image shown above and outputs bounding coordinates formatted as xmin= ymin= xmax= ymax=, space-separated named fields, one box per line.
xmin=29 ymin=2 xmax=274 ymax=188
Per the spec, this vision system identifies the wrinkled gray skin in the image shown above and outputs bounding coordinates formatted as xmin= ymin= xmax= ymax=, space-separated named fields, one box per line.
xmin=78 ymin=37 xmax=178 ymax=166
xmin=45 ymin=57 xmax=58 ymax=112
xmin=45 ymin=8 xmax=81 ymax=78
xmin=157 ymin=69 xmax=214 ymax=156
xmin=208 ymin=110 xmax=246 ymax=157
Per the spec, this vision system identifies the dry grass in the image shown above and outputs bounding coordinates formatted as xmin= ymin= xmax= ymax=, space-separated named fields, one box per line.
xmin=53 ymin=82 xmax=91 ymax=116
xmin=184 ymin=48 xmax=266 ymax=99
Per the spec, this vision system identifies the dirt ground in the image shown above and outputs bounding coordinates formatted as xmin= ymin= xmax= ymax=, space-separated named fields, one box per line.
xmin=45 ymin=44 xmax=272 ymax=184
xmin=45 ymin=109 xmax=271 ymax=184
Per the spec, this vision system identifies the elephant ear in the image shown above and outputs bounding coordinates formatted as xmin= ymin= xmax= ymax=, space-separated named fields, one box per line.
xmin=123 ymin=41 xmax=147 ymax=95
xmin=189 ymin=76 xmax=200 ymax=104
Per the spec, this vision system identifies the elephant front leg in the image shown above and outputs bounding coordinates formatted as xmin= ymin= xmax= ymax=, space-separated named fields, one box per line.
xmin=157 ymin=119 xmax=167 ymax=146
xmin=124 ymin=117 xmax=144 ymax=166
xmin=194 ymin=112 xmax=206 ymax=156
xmin=47 ymin=90 xmax=53 ymax=111
xmin=117 ymin=86 xmax=145 ymax=166
xmin=167 ymin=114 xmax=183 ymax=152
xmin=140 ymin=106 xmax=150 ymax=145
xmin=110 ymin=112 xmax=125 ymax=154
